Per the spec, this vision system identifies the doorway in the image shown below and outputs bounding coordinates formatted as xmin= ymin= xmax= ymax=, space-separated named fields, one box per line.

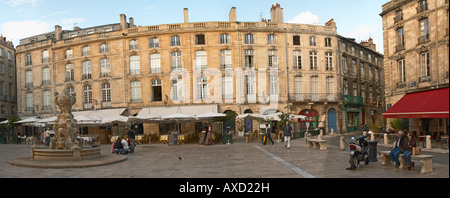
xmin=327 ymin=108 xmax=337 ymax=133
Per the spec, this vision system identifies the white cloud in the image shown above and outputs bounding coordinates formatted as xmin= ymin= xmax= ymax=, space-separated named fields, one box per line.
xmin=60 ymin=17 xmax=85 ymax=29
xmin=5 ymin=0 xmax=40 ymax=6
xmin=345 ymin=24 xmax=378 ymax=41
xmin=288 ymin=11 xmax=321 ymax=25
xmin=1 ymin=20 xmax=53 ymax=45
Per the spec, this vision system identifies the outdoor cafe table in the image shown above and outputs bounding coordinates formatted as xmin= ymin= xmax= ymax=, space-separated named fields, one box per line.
xmin=160 ymin=135 xmax=168 ymax=144
xmin=418 ymin=136 xmax=427 ymax=147
xmin=441 ymin=136 xmax=449 ymax=149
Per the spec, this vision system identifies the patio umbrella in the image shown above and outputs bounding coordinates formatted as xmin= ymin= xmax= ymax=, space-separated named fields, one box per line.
xmin=162 ymin=113 xmax=195 ymax=120
xmin=101 ymin=115 xmax=129 ymax=125
xmin=195 ymin=112 xmax=226 ymax=120
xmin=15 ymin=117 xmax=40 ymax=124
xmin=74 ymin=115 xmax=102 ymax=125
xmin=162 ymin=113 xmax=195 ymax=133
xmin=35 ymin=116 xmax=57 ymax=124
xmin=236 ymin=113 xmax=251 ymax=119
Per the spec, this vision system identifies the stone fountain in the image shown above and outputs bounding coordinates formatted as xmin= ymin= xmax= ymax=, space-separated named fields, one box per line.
xmin=7 ymin=88 xmax=126 ymax=168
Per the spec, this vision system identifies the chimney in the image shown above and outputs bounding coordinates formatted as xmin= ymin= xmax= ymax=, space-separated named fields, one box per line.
xmin=184 ymin=8 xmax=189 ymax=23
xmin=120 ymin=14 xmax=128 ymax=30
xmin=129 ymin=17 xmax=135 ymax=28
xmin=55 ymin=25 xmax=62 ymax=41
xmin=270 ymin=3 xmax=283 ymax=23
xmin=229 ymin=7 xmax=237 ymax=22
xmin=325 ymin=19 xmax=336 ymax=27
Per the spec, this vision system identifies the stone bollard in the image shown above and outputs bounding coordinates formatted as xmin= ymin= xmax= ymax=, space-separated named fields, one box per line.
xmin=384 ymin=133 xmax=388 ymax=145
xmin=340 ymin=136 xmax=345 ymax=150
xmin=426 ymin=135 xmax=431 ymax=149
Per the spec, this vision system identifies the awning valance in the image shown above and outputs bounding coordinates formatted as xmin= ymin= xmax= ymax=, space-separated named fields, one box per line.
xmin=136 ymin=104 xmax=218 ymax=120
xmin=383 ymin=88 xmax=449 ymax=118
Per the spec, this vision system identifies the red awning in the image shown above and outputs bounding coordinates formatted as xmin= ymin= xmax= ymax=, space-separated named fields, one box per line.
xmin=383 ymin=87 xmax=449 ymax=118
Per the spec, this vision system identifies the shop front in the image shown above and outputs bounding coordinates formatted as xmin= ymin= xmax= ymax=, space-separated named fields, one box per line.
xmin=383 ymin=87 xmax=449 ymax=137
xmin=343 ymin=95 xmax=363 ymax=132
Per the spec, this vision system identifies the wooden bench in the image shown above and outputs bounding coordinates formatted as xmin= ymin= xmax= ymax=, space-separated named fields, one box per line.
xmin=379 ymin=151 xmax=433 ymax=174
xmin=307 ymin=139 xmax=327 ymax=151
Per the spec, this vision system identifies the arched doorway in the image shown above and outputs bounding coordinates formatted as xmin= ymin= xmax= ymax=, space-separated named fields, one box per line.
xmin=244 ymin=109 xmax=253 ymax=133
xmin=327 ymin=108 xmax=337 ymax=133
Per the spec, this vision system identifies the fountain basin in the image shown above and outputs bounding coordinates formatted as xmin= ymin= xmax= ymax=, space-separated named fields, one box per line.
xmin=7 ymin=146 xmax=127 ymax=168
xmin=31 ymin=147 xmax=101 ymax=161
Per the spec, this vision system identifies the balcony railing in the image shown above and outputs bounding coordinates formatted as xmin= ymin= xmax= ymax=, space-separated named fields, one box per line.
xmin=397 ymin=81 xmax=406 ymax=88
xmin=102 ymin=101 xmax=111 ymax=108
xmin=289 ymin=93 xmax=338 ymax=103
xmin=342 ymin=95 xmax=364 ymax=106
xmin=418 ymin=34 xmax=430 ymax=44
xmin=419 ymin=76 xmax=431 ymax=83
xmin=83 ymin=103 xmax=92 ymax=110
xmin=396 ymin=44 xmax=405 ymax=52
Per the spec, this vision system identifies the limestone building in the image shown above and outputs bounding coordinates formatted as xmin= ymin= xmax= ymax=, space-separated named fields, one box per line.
xmin=0 ymin=35 xmax=16 ymax=121
xmin=380 ymin=0 xmax=449 ymax=133
xmin=15 ymin=4 xmax=384 ymax=137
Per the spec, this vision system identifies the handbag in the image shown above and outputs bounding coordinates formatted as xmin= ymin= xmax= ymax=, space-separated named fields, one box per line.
xmin=412 ymin=138 xmax=422 ymax=155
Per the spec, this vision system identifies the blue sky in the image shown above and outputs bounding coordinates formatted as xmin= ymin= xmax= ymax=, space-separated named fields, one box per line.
xmin=0 ymin=0 xmax=389 ymax=53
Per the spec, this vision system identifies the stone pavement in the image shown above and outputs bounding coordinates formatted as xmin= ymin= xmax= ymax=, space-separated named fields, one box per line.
xmin=0 ymin=135 xmax=448 ymax=178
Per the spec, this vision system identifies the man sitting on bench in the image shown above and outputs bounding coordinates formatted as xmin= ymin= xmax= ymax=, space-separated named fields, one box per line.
xmin=389 ymin=131 xmax=406 ymax=168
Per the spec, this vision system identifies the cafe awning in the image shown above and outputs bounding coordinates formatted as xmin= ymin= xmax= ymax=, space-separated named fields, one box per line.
xmin=383 ymin=87 xmax=449 ymax=118
xmin=136 ymin=104 xmax=218 ymax=120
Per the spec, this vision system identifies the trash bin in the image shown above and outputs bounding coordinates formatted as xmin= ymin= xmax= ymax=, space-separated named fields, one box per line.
xmin=368 ymin=141 xmax=378 ymax=162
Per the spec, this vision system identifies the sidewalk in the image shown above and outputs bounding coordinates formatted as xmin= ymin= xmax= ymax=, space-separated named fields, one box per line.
xmin=0 ymin=135 xmax=448 ymax=178
xmin=320 ymin=131 xmax=449 ymax=154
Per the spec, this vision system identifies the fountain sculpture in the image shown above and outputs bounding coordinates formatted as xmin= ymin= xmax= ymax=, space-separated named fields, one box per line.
xmin=7 ymin=88 xmax=126 ymax=168
xmin=52 ymin=88 xmax=80 ymax=150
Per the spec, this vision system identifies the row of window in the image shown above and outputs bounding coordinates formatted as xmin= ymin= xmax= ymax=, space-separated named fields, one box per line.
xmin=341 ymin=56 xmax=382 ymax=83
xmin=25 ymin=49 xmax=337 ymax=87
xmin=24 ymin=33 xmax=336 ymax=66
xmin=0 ymin=63 xmax=14 ymax=77
xmin=395 ymin=0 xmax=429 ymax=22
xmin=342 ymin=79 xmax=381 ymax=101
xmin=0 ymin=81 xmax=14 ymax=101
xmin=397 ymin=51 xmax=431 ymax=83
xmin=0 ymin=48 xmax=13 ymax=60
xmin=27 ymin=74 xmax=365 ymax=111
xmin=341 ymin=42 xmax=379 ymax=65
xmin=396 ymin=17 xmax=430 ymax=50
xmin=24 ymin=44 xmax=109 ymax=66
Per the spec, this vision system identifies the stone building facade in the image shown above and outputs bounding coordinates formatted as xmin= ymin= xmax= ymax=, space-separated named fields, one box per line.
xmin=0 ymin=36 xmax=16 ymax=121
xmin=380 ymin=0 xmax=449 ymax=130
xmin=15 ymin=4 xmax=384 ymax=135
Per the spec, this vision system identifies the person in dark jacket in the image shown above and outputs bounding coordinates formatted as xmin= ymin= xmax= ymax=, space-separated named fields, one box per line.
xmin=263 ymin=124 xmax=274 ymax=145
xmin=282 ymin=121 xmax=293 ymax=149
xmin=389 ymin=130 xmax=406 ymax=168
xmin=402 ymin=131 xmax=416 ymax=170
xmin=126 ymin=128 xmax=136 ymax=153
xmin=113 ymin=137 xmax=126 ymax=154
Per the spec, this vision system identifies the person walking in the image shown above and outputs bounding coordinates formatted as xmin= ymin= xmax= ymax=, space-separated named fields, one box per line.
xmin=263 ymin=124 xmax=274 ymax=145
xmin=389 ymin=130 xmax=406 ymax=168
xmin=44 ymin=128 xmax=51 ymax=146
xmin=126 ymin=128 xmax=136 ymax=153
xmin=282 ymin=121 xmax=293 ymax=149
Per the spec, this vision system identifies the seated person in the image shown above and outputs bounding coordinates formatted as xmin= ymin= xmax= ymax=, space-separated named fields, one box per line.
xmin=121 ymin=137 xmax=130 ymax=154
xmin=113 ymin=137 xmax=127 ymax=154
